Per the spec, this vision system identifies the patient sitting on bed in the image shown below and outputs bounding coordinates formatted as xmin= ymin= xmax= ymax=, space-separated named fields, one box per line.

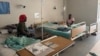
xmin=17 ymin=14 xmax=34 ymax=37
xmin=66 ymin=14 xmax=75 ymax=27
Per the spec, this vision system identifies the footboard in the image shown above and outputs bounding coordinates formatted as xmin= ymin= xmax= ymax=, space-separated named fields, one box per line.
xmin=89 ymin=23 xmax=97 ymax=34
xmin=71 ymin=22 xmax=86 ymax=40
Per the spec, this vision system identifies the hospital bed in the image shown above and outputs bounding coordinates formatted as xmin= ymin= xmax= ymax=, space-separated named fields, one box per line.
xmin=38 ymin=22 xmax=87 ymax=41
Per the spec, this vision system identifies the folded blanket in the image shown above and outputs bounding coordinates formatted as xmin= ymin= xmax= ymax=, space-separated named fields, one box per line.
xmin=57 ymin=27 xmax=70 ymax=31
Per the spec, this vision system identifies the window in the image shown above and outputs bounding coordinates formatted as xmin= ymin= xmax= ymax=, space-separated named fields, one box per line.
xmin=0 ymin=2 xmax=10 ymax=14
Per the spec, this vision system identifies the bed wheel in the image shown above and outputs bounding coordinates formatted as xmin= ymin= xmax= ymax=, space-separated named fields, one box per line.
xmin=80 ymin=37 xmax=83 ymax=41
xmin=85 ymin=34 xmax=89 ymax=38
xmin=79 ymin=36 xmax=84 ymax=41
xmin=71 ymin=44 xmax=75 ymax=47
xmin=60 ymin=51 xmax=65 ymax=54
xmin=0 ymin=31 xmax=1 ymax=34
xmin=91 ymin=32 xmax=96 ymax=36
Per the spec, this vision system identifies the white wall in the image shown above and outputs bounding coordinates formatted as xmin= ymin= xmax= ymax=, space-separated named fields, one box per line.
xmin=0 ymin=0 xmax=98 ymax=27
xmin=0 ymin=0 xmax=64 ymax=27
xmin=0 ymin=0 xmax=42 ymax=27
xmin=42 ymin=0 xmax=64 ymax=22
xmin=67 ymin=0 xmax=98 ymax=25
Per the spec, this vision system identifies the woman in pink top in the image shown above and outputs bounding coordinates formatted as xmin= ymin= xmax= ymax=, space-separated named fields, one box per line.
xmin=66 ymin=14 xmax=75 ymax=26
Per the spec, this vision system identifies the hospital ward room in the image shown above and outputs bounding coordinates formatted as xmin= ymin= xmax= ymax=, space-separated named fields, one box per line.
xmin=0 ymin=0 xmax=100 ymax=56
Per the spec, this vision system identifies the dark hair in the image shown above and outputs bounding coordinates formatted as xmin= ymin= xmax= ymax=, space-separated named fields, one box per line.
xmin=68 ymin=14 xmax=72 ymax=19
